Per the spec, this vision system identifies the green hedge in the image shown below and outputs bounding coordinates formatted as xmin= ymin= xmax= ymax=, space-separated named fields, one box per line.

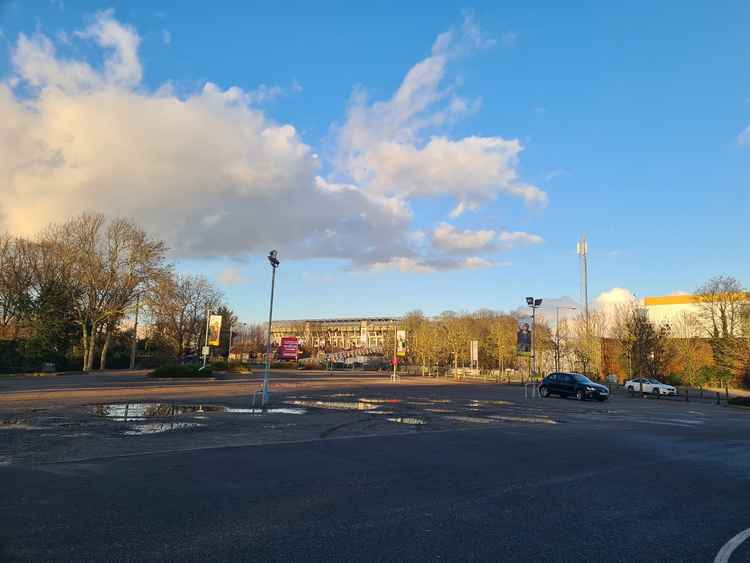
xmin=148 ymin=364 xmax=213 ymax=378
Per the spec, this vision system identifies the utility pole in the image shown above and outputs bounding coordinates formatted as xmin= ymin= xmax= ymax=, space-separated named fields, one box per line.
xmin=129 ymin=293 xmax=140 ymax=370
xmin=577 ymin=237 xmax=589 ymax=324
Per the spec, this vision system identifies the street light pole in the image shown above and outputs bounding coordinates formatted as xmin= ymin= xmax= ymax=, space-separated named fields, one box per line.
xmin=202 ymin=305 xmax=210 ymax=369
xmin=227 ymin=322 xmax=233 ymax=362
xmin=263 ymin=250 xmax=280 ymax=406
xmin=129 ymin=293 xmax=140 ymax=370
xmin=526 ymin=297 xmax=543 ymax=380
xmin=555 ymin=306 xmax=577 ymax=372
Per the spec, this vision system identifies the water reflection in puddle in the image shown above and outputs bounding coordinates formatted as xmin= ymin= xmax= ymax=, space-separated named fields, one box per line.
xmin=445 ymin=415 xmax=494 ymax=424
xmin=289 ymin=399 xmax=392 ymax=411
xmin=387 ymin=417 xmax=426 ymax=425
xmin=125 ymin=422 xmax=204 ymax=435
xmin=94 ymin=403 xmax=306 ymax=420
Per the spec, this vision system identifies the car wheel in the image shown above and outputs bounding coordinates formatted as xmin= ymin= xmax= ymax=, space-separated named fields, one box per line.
xmin=652 ymin=388 xmax=660 ymax=397
xmin=627 ymin=386 xmax=634 ymax=394
xmin=576 ymin=389 xmax=585 ymax=401
xmin=540 ymin=386 xmax=549 ymax=398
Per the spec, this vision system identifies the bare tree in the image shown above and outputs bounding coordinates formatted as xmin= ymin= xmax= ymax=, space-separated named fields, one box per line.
xmin=696 ymin=275 xmax=749 ymax=382
xmin=40 ymin=213 xmax=169 ymax=371
xmin=0 ymin=234 xmax=34 ymax=338
xmin=147 ymin=273 xmax=223 ymax=358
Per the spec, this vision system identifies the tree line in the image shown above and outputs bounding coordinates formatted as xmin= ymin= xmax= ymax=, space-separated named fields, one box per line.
xmin=389 ymin=275 xmax=749 ymax=389
xmin=0 ymin=213 xmax=262 ymax=372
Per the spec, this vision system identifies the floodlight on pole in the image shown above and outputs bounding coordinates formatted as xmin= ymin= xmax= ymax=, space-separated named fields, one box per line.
xmin=525 ymin=297 xmax=543 ymax=380
xmin=262 ymin=250 xmax=279 ymax=406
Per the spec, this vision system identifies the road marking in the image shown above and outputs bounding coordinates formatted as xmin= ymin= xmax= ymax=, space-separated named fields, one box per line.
xmin=715 ymin=528 xmax=750 ymax=563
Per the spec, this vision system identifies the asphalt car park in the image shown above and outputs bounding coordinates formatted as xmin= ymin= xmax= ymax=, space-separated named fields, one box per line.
xmin=2 ymin=372 xmax=750 ymax=562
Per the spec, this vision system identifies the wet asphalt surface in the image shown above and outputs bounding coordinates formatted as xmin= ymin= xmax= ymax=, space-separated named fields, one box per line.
xmin=1 ymin=372 xmax=750 ymax=562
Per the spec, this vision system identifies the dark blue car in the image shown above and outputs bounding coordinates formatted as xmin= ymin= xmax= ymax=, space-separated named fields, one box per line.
xmin=539 ymin=372 xmax=610 ymax=401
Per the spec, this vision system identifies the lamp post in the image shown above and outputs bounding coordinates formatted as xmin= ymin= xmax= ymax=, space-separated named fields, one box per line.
xmin=526 ymin=297 xmax=543 ymax=379
xmin=263 ymin=250 xmax=280 ymax=406
xmin=555 ymin=306 xmax=577 ymax=372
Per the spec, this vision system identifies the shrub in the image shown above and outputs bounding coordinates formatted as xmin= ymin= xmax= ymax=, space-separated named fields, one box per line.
xmin=149 ymin=364 xmax=213 ymax=378
xmin=728 ymin=397 xmax=750 ymax=407
xmin=664 ymin=373 xmax=683 ymax=386
xmin=210 ymin=360 xmax=251 ymax=373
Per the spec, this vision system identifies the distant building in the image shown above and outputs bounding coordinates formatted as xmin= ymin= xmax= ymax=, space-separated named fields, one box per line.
xmin=270 ymin=317 xmax=399 ymax=352
xmin=643 ymin=293 xmax=750 ymax=336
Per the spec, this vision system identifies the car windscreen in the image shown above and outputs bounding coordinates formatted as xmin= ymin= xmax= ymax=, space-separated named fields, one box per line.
xmin=572 ymin=374 xmax=593 ymax=384
xmin=649 ymin=379 xmax=662 ymax=384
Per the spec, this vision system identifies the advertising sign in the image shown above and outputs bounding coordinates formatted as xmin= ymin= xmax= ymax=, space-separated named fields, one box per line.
xmin=396 ymin=330 xmax=407 ymax=357
xmin=279 ymin=336 xmax=299 ymax=360
xmin=208 ymin=315 xmax=223 ymax=346
xmin=516 ymin=317 xmax=532 ymax=355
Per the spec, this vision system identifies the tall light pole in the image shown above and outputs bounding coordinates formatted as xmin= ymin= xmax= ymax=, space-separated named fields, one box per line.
xmin=129 ymin=293 xmax=140 ymax=370
xmin=263 ymin=250 xmax=280 ymax=406
xmin=526 ymin=297 xmax=543 ymax=379
xmin=555 ymin=306 xmax=577 ymax=372
xmin=227 ymin=322 xmax=233 ymax=362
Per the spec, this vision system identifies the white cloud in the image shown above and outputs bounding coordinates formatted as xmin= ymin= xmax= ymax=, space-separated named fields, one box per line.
xmin=738 ymin=125 xmax=750 ymax=146
xmin=162 ymin=29 xmax=171 ymax=45
xmin=218 ymin=267 xmax=250 ymax=286
xmin=432 ymin=223 xmax=543 ymax=253
xmin=433 ymin=223 xmax=495 ymax=252
xmin=594 ymin=287 xmax=637 ymax=314
xmin=369 ymin=255 xmax=498 ymax=273
xmin=0 ymin=12 xmax=547 ymax=274
xmin=329 ymin=13 xmax=546 ymax=214
xmin=0 ymin=13 xmax=411 ymax=266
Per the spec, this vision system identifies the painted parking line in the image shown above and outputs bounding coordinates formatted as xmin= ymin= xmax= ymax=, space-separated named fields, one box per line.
xmin=715 ymin=527 xmax=750 ymax=563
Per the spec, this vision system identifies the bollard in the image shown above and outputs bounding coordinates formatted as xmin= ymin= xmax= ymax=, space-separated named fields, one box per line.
xmin=716 ymin=392 xmax=720 ymax=405
xmin=685 ymin=388 xmax=689 ymax=402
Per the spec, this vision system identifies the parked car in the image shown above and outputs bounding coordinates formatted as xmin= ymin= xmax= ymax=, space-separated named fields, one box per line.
xmin=624 ymin=378 xmax=677 ymax=396
xmin=539 ymin=372 xmax=610 ymax=401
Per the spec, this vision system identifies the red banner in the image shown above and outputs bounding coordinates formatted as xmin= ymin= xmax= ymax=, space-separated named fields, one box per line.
xmin=279 ymin=336 xmax=299 ymax=360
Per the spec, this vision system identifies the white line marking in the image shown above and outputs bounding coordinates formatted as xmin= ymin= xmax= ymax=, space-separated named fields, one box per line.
xmin=715 ymin=528 xmax=750 ymax=563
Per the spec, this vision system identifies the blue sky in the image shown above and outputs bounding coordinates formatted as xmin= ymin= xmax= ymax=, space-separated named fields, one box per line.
xmin=1 ymin=1 xmax=748 ymax=322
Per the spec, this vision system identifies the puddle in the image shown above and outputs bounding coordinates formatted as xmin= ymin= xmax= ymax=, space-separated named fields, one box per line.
xmin=408 ymin=397 xmax=451 ymax=404
xmin=0 ymin=421 xmax=46 ymax=430
xmin=356 ymin=398 xmax=401 ymax=404
xmin=445 ymin=415 xmax=495 ymax=424
xmin=289 ymin=399 xmax=389 ymax=411
xmin=387 ymin=417 xmax=426 ymax=425
xmin=225 ymin=407 xmax=306 ymax=415
xmin=94 ymin=403 xmax=306 ymax=420
xmin=468 ymin=400 xmax=513 ymax=407
xmin=487 ymin=415 xmax=557 ymax=425
xmin=365 ymin=410 xmax=396 ymax=415
xmin=125 ymin=422 xmax=204 ymax=435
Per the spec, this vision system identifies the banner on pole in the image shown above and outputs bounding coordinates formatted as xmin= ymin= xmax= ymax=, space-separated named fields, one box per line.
xmin=208 ymin=315 xmax=223 ymax=346
xmin=516 ymin=317 xmax=532 ymax=355
xmin=470 ymin=340 xmax=479 ymax=365
xmin=279 ymin=336 xmax=299 ymax=360
xmin=396 ymin=330 xmax=407 ymax=357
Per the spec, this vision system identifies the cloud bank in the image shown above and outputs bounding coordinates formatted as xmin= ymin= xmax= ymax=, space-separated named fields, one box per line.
xmin=0 ymin=11 xmax=545 ymax=272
